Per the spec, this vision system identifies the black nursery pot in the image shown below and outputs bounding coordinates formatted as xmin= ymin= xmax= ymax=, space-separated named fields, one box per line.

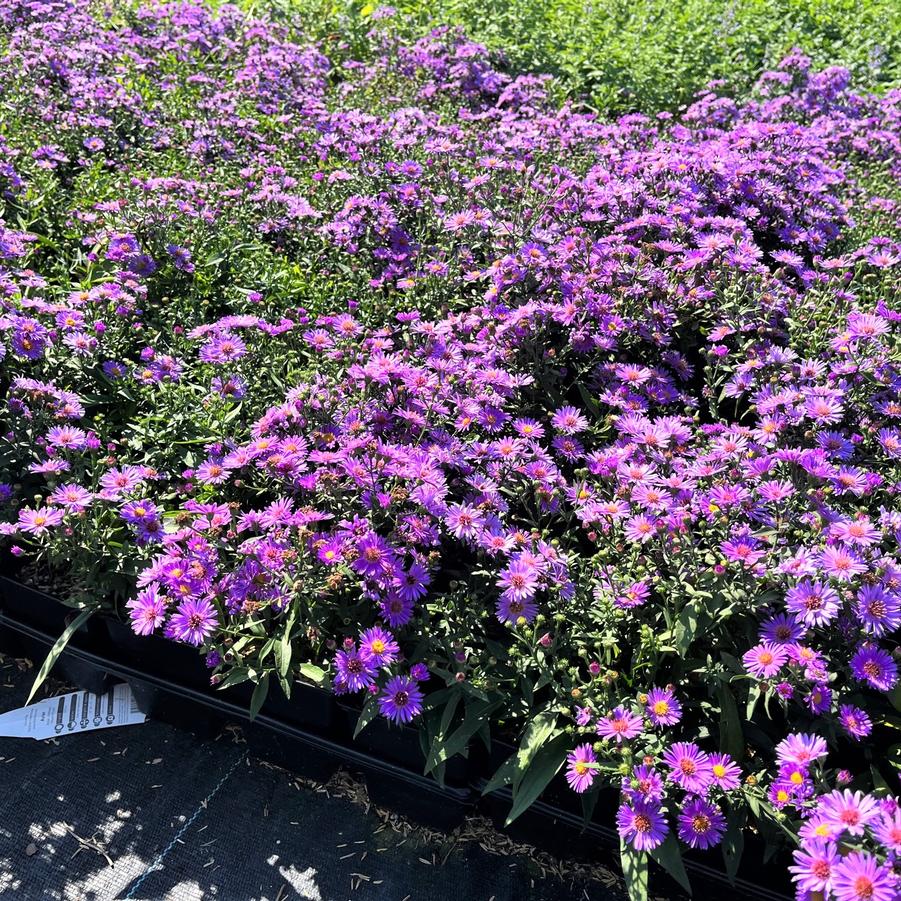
xmin=335 ymin=698 xmax=471 ymax=789
xmin=103 ymin=616 xmax=213 ymax=692
xmin=0 ymin=572 xmax=82 ymax=637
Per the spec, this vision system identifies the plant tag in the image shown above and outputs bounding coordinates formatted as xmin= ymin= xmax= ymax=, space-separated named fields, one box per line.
xmin=0 ymin=683 xmax=146 ymax=740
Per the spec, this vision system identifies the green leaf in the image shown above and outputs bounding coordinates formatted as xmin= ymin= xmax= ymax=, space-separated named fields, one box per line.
xmin=505 ymin=732 xmax=570 ymax=825
xmin=276 ymin=606 xmax=297 ymax=679
xmin=482 ymin=754 xmax=518 ymax=795
xmin=512 ymin=708 xmax=559 ymax=792
xmin=649 ymin=834 xmax=691 ymax=894
xmin=425 ymin=699 xmax=502 ymax=774
xmin=26 ymin=609 xmax=95 ymax=704
xmin=620 ymin=842 xmax=648 ymax=901
xmin=249 ymin=673 xmax=270 ymax=721
xmin=218 ymin=667 xmax=251 ymax=689
xmin=354 ymin=693 xmax=380 ymax=739
xmin=298 ymin=663 xmax=327 ymax=686
xmin=718 ymin=679 xmax=744 ymax=760
xmin=722 ymin=808 xmax=746 ymax=885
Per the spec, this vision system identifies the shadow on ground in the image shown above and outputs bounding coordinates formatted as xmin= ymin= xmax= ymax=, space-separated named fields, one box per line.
xmin=0 ymin=654 xmax=624 ymax=901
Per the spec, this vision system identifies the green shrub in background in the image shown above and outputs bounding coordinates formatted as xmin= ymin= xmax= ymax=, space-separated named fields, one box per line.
xmin=251 ymin=0 xmax=901 ymax=113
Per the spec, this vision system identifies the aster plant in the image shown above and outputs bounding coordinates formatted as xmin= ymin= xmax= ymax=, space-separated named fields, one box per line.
xmin=1 ymin=0 xmax=901 ymax=898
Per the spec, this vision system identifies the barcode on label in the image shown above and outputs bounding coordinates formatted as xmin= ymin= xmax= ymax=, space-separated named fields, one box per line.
xmin=129 ymin=695 xmax=141 ymax=715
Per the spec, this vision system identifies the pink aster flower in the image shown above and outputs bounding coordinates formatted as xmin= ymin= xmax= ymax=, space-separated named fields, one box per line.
xmin=17 ymin=506 xmax=64 ymax=535
xmin=644 ymin=687 xmax=682 ymax=727
xmin=830 ymin=851 xmax=897 ymax=901
xmin=709 ymin=753 xmax=741 ymax=790
xmin=596 ymin=707 xmax=644 ymax=744
xmin=565 ymin=744 xmax=598 ymax=793
xmin=743 ymin=641 xmax=788 ymax=679
xmin=661 ymin=742 xmax=713 ymax=795
xmin=819 ymin=790 xmax=879 ymax=837
xmin=789 ymin=840 xmax=840 ymax=896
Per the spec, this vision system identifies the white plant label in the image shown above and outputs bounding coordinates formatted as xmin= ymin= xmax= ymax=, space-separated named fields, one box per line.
xmin=0 ymin=683 xmax=146 ymax=740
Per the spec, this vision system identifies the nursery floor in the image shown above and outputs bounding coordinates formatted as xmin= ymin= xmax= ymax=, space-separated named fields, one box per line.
xmin=0 ymin=653 xmax=626 ymax=901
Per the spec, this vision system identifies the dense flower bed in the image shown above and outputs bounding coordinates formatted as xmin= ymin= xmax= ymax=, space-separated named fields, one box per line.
xmin=2 ymin=1 xmax=901 ymax=897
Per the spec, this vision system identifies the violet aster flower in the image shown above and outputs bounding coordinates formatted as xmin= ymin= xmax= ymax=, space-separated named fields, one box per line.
xmin=786 ymin=580 xmax=841 ymax=627
xmin=850 ymin=644 xmax=899 ymax=691
xmin=819 ymin=789 xmax=879 ymax=836
xmin=596 ymin=707 xmax=644 ymax=744
xmin=677 ymin=798 xmax=726 ymax=849
xmin=661 ymin=742 xmax=713 ymax=795
xmin=743 ymin=641 xmax=788 ymax=678
xmin=855 ymin=584 xmax=901 ymax=636
xmin=127 ymin=584 xmax=167 ymax=636
xmin=168 ymin=597 xmax=218 ymax=646
xmin=788 ymin=840 xmax=840 ymax=895
xmin=49 ymin=484 xmax=93 ymax=511
xmin=709 ymin=753 xmax=741 ymax=790
xmin=838 ymin=704 xmax=873 ymax=740
xmin=644 ymin=687 xmax=682 ymax=727
xmin=45 ymin=425 xmax=87 ymax=451
xmin=873 ymin=808 xmax=901 ymax=853
xmin=830 ymin=851 xmax=897 ymax=901
xmin=776 ymin=733 xmax=828 ymax=766
xmin=616 ymin=800 xmax=668 ymax=851
xmin=621 ymin=765 xmax=664 ymax=803
xmin=359 ymin=626 xmax=399 ymax=666
xmin=565 ymin=744 xmax=598 ymax=793
xmin=17 ymin=507 xmax=64 ymax=535
xmin=378 ymin=675 xmax=423 ymax=724
xmin=495 ymin=593 xmax=538 ymax=624
xmin=334 ymin=645 xmax=377 ymax=693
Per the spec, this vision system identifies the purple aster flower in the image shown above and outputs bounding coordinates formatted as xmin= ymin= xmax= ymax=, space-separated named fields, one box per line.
xmin=661 ymin=742 xmax=713 ymax=795
xmin=743 ymin=641 xmax=788 ymax=679
xmin=168 ymin=597 xmax=218 ymax=646
xmin=616 ymin=799 xmax=668 ymax=851
xmin=409 ymin=663 xmax=430 ymax=682
xmin=359 ymin=626 xmax=399 ymax=666
xmin=856 ymin=585 xmax=901 ymax=636
xmin=596 ymin=707 xmax=644 ymax=744
xmin=819 ymin=790 xmax=880 ymax=836
xmin=380 ymin=593 xmax=414 ymax=628
xmin=786 ymin=580 xmax=841 ymax=627
xmin=49 ymin=484 xmax=93 ymax=511
xmin=759 ymin=613 xmax=806 ymax=644
xmin=120 ymin=499 xmax=159 ymax=524
xmin=873 ymin=808 xmax=901 ymax=853
xmin=352 ymin=533 xmax=396 ymax=580
xmin=46 ymin=426 xmax=87 ymax=451
xmin=776 ymin=733 xmax=828 ymax=766
xmin=495 ymin=593 xmax=538 ymax=624
xmin=334 ymin=645 xmax=377 ymax=693
xmin=830 ymin=851 xmax=897 ymax=901
xmin=850 ymin=644 xmax=899 ymax=692
xmin=127 ymin=584 xmax=167 ymax=636
xmin=839 ymin=704 xmax=873 ymax=740
xmin=551 ymin=405 xmax=589 ymax=435
xmin=378 ymin=675 xmax=423 ymax=724
xmin=789 ymin=840 xmax=840 ymax=895
xmin=565 ymin=744 xmax=598 ymax=793
xmin=644 ymin=687 xmax=682 ymax=727
xmin=394 ymin=562 xmax=431 ymax=602
xmin=496 ymin=559 xmax=539 ymax=602
xmin=709 ymin=753 xmax=741 ymax=790
xmin=677 ymin=798 xmax=726 ymax=849
xmin=621 ymin=765 xmax=664 ymax=803
xmin=17 ymin=507 xmax=64 ymax=535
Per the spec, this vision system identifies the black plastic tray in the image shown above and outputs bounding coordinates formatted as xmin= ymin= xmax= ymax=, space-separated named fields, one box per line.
xmin=0 ymin=576 xmax=793 ymax=901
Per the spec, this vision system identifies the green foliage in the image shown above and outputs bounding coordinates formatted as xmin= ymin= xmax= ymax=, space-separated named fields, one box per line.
xmin=265 ymin=0 xmax=901 ymax=114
